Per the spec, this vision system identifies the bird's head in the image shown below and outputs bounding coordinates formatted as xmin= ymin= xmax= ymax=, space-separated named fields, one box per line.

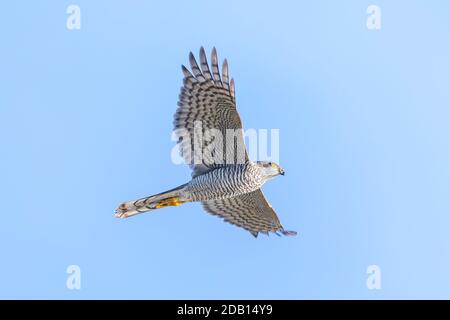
xmin=256 ymin=161 xmax=285 ymax=180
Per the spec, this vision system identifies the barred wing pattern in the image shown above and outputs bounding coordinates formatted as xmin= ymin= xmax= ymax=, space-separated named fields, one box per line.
xmin=202 ymin=189 xmax=297 ymax=237
xmin=174 ymin=47 xmax=248 ymax=177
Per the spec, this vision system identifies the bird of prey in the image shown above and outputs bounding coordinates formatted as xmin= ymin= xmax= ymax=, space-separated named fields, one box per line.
xmin=115 ymin=47 xmax=296 ymax=237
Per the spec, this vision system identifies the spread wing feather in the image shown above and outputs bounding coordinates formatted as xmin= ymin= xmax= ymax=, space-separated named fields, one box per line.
xmin=174 ymin=47 xmax=247 ymax=178
xmin=202 ymin=189 xmax=297 ymax=237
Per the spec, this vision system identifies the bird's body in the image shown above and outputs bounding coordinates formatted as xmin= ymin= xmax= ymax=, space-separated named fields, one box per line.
xmin=115 ymin=47 xmax=297 ymax=237
xmin=183 ymin=163 xmax=262 ymax=202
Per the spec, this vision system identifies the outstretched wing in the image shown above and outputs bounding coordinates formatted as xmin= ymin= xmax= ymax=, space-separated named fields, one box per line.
xmin=202 ymin=189 xmax=297 ymax=237
xmin=174 ymin=47 xmax=248 ymax=177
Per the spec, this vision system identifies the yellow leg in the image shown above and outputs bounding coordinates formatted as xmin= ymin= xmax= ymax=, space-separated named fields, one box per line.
xmin=155 ymin=197 xmax=184 ymax=209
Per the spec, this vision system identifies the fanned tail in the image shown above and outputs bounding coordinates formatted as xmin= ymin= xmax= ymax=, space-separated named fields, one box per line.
xmin=115 ymin=184 xmax=188 ymax=218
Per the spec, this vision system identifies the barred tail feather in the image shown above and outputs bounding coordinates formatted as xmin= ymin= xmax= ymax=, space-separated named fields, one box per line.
xmin=115 ymin=184 xmax=187 ymax=218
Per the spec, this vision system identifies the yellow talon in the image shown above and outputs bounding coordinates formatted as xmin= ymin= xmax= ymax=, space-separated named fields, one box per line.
xmin=155 ymin=197 xmax=184 ymax=209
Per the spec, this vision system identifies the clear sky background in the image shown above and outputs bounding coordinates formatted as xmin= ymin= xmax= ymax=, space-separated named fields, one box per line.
xmin=1 ymin=1 xmax=449 ymax=299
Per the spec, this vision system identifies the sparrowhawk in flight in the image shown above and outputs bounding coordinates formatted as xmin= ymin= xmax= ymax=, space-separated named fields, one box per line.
xmin=115 ymin=47 xmax=297 ymax=238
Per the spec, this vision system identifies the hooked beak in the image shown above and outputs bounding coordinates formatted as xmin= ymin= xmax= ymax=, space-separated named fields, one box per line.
xmin=280 ymin=169 xmax=285 ymax=176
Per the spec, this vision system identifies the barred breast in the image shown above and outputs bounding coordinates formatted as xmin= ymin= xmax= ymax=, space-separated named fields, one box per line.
xmin=183 ymin=163 xmax=263 ymax=202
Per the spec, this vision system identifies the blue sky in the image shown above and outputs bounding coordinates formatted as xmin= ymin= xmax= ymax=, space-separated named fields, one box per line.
xmin=1 ymin=1 xmax=449 ymax=299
